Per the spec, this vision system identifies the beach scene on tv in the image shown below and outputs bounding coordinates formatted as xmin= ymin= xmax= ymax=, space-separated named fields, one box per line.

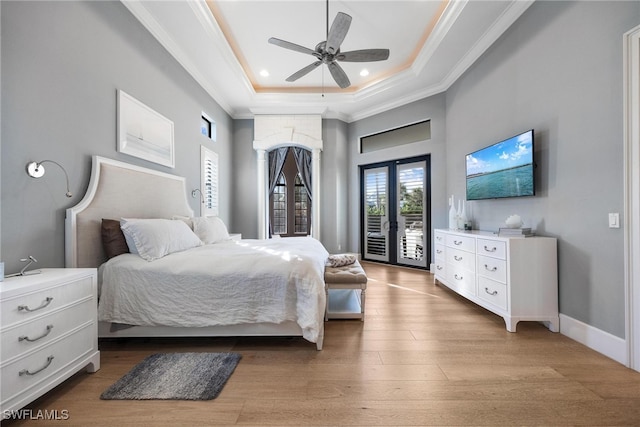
xmin=466 ymin=131 xmax=534 ymax=200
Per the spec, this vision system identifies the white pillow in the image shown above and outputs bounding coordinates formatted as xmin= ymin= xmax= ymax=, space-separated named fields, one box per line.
xmin=171 ymin=215 xmax=194 ymax=230
xmin=120 ymin=218 xmax=202 ymax=261
xmin=192 ymin=216 xmax=230 ymax=244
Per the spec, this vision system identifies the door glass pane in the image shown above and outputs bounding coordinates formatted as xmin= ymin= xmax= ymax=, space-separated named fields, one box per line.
xmin=364 ymin=167 xmax=389 ymax=261
xmin=397 ymin=162 xmax=426 ymax=267
xmin=272 ymin=175 xmax=287 ymax=235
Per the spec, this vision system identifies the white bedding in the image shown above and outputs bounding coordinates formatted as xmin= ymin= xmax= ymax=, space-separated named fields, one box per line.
xmin=98 ymin=236 xmax=329 ymax=343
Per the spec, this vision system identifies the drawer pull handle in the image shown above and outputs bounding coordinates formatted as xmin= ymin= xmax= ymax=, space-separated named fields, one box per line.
xmin=19 ymin=325 xmax=53 ymax=342
xmin=454 ymin=255 xmax=463 ymax=261
xmin=454 ymin=274 xmax=463 ymax=280
xmin=484 ymin=264 xmax=498 ymax=272
xmin=436 ymin=249 xmax=442 ymax=254
xmin=485 ymin=287 xmax=498 ymax=296
xmin=454 ymin=240 xmax=462 ymax=246
xmin=437 ymin=265 xmax=443 ymax=270
xmin=19 ymin=355 xmax=54 ymax=376
xmin=18 ymin=297 xmax=53 ymax=312
xmin=484 ymin=245 xmax=497 ymax=252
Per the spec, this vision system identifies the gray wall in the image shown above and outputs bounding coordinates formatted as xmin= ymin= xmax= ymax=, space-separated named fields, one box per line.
xmin=1 ymin=1 xmax=232 ymax=274
xmin=346 ymin=93 xmax=448 ymax=260
xmin=444 ymin=0 xmax=639 ymax=338
xmin=230 ymin=118 xmax=349 ymax=253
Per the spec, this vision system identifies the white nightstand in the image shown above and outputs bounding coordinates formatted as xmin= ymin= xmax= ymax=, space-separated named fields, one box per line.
xmin=229 ymin=233 xmax=242 ymax=241
xmin=0 ymin=268 xmax=100 ymax=415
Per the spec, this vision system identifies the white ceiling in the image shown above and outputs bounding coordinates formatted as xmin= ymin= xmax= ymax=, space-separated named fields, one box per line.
xmin=122 ymin=0 xmax=533 ymax=122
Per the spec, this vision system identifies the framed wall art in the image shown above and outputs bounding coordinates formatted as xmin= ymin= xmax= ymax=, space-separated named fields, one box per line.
xmin=117 ymin=89 xmax=175 ymax=168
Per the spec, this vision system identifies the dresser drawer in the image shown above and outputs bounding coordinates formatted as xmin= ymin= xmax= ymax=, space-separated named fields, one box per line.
xmin=434 ymin=231 xmax=446 ymax=245
xmin=446 ymin=248 xmax=475 ymax=272
xmin=446 ymin=265 xmax=475 ymax=296
xmin=1 ymin=299 xmax=95 ymax=362
xmin=445 ymin=234 xmax=475 ymax=253
xmin=1 ymin=323 xmax=95 ymax=403
xmin=434 ymin=243 xmax=445 ymax=261
xmin=433 ymin=260 xmax=446 ymax=279
xmin=1 ymin=276 xmax=93 ymax=328
xmin=478 ymin=276 xmax=508 ymax=311
xmin=477 ymin=238 xmax=507 ymax=259
xmin=477 ymin=255 xmax=507 ymax=284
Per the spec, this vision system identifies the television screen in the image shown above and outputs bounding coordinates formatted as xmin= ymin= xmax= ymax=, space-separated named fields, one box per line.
xmin=465 ymin=129 xmax=535 ymax=201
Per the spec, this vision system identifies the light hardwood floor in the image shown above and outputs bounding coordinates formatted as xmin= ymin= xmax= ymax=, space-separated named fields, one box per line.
xmin=5 ymin=262 xmax=640 ymax=426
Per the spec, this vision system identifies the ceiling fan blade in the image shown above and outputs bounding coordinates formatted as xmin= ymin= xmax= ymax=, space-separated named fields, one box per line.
xmin=327 ymin=61 xmax=351 ymax=89
xmin=326 ymin=12 xmax=352 ymax=55
xmin=337 ymin=49 xmax=390 ymax=62
xmin=286 ymin=61 xmax=322 ymax=82
xmin=268 ymin=37 xmax=317 ymax=56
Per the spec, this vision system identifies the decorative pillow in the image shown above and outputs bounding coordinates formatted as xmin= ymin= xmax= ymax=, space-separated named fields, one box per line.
xmin=172 ymin=215 xmax=194 ymax=230
xmin=120 ymin=218 xmax=202 ymax=261
xmin=101 ymin=219 xmax=130 ymax=259
xmin=192 ymin=216 xmax=230 ymax=244
xmin=326 ymin=254 xmax=357 ymax=268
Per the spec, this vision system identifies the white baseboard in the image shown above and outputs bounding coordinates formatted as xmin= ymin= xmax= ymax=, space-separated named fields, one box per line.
xmin=560 ymin=314 xmax=628 ymax=366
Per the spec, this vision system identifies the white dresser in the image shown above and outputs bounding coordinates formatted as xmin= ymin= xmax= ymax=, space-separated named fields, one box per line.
xmin=433 ymin=229 xmax=559 ymax=332
xmin=0 ymin=268 xmax=100 ymax=414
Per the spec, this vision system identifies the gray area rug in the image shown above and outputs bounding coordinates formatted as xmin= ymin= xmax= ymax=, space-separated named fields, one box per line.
xmin=100 ymin=352 xmax=242 ymax=400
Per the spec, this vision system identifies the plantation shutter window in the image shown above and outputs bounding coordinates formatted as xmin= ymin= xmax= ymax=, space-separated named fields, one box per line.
xmin=201 ymin=146 xmax=219 ymax=216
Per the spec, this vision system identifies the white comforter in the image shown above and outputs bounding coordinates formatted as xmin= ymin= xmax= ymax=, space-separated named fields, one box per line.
xmin=98 ymin=237 xmax=329 ymax=343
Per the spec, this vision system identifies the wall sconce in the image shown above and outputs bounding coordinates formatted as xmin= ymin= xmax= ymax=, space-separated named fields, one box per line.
xmin=26 ymin=160 xmax=72 ymax=198
xmin=191 ymin=188 xmax=204 ymax=204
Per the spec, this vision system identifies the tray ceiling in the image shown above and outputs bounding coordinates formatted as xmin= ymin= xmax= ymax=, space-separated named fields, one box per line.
xmin=122 ymin=0 xmax=533 ymax=122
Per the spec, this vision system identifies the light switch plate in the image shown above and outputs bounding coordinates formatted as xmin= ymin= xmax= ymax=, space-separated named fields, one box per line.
xmin=609 ymin=213 xmax=620 ymax=228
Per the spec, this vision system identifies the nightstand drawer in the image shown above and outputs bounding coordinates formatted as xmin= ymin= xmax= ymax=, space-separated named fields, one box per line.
xmin=434 ymin=243 xmax=445 ymax=261
xmin=1 ymin=276 xmax=93 ymax=328
xmin=1 ymin=299 xmax=95 ymax=362
xmin=0 ymin=323 xmax=95 ymax=404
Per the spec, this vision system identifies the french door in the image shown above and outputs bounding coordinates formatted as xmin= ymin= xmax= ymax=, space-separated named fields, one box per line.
xmin=360 ymin=155 xmax=430 ymax=268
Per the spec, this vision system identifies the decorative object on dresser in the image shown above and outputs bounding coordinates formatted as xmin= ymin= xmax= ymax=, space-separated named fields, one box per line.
xmin=433 ymin=229 xmax=558 ymax=332
xmin=0 ymin=268 xmax=100 ymax=414
xmin=100 ymin=352 xmax=241 ymax=401
xmin=498 ymin=227 xmax=534 ymax=237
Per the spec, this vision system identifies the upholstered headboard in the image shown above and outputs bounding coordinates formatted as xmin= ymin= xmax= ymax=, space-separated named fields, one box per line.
xmin=65 ymin=156 xmax=194 ymax=268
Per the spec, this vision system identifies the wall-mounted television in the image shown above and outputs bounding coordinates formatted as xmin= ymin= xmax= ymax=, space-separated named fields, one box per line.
xmin=465 ymin=129 xmax=535 ymax=201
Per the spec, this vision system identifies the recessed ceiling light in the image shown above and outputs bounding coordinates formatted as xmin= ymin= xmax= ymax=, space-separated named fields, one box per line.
xmin=360 ymin=69 xmax=369 ymax=77
xmin=260 ymin=69 xmax=269 ymax=77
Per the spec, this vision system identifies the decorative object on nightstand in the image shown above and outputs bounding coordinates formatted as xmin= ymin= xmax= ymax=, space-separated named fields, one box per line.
xmin=0 ymin=268 xmax=100 ymax=414
xmin=26 ymin=160 xmax=72 ymax=198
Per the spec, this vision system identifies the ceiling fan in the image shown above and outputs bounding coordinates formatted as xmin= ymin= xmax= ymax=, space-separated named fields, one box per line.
xmin=268 ymin=2 xmax=390 ymax=89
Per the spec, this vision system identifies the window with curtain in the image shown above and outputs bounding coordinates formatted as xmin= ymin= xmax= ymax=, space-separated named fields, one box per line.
xmin=269 ymin=147 xmax=311 ymax=237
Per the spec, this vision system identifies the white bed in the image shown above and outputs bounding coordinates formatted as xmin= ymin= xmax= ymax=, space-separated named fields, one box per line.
xmin=65 ymin=156 xmax=327 ymax=349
